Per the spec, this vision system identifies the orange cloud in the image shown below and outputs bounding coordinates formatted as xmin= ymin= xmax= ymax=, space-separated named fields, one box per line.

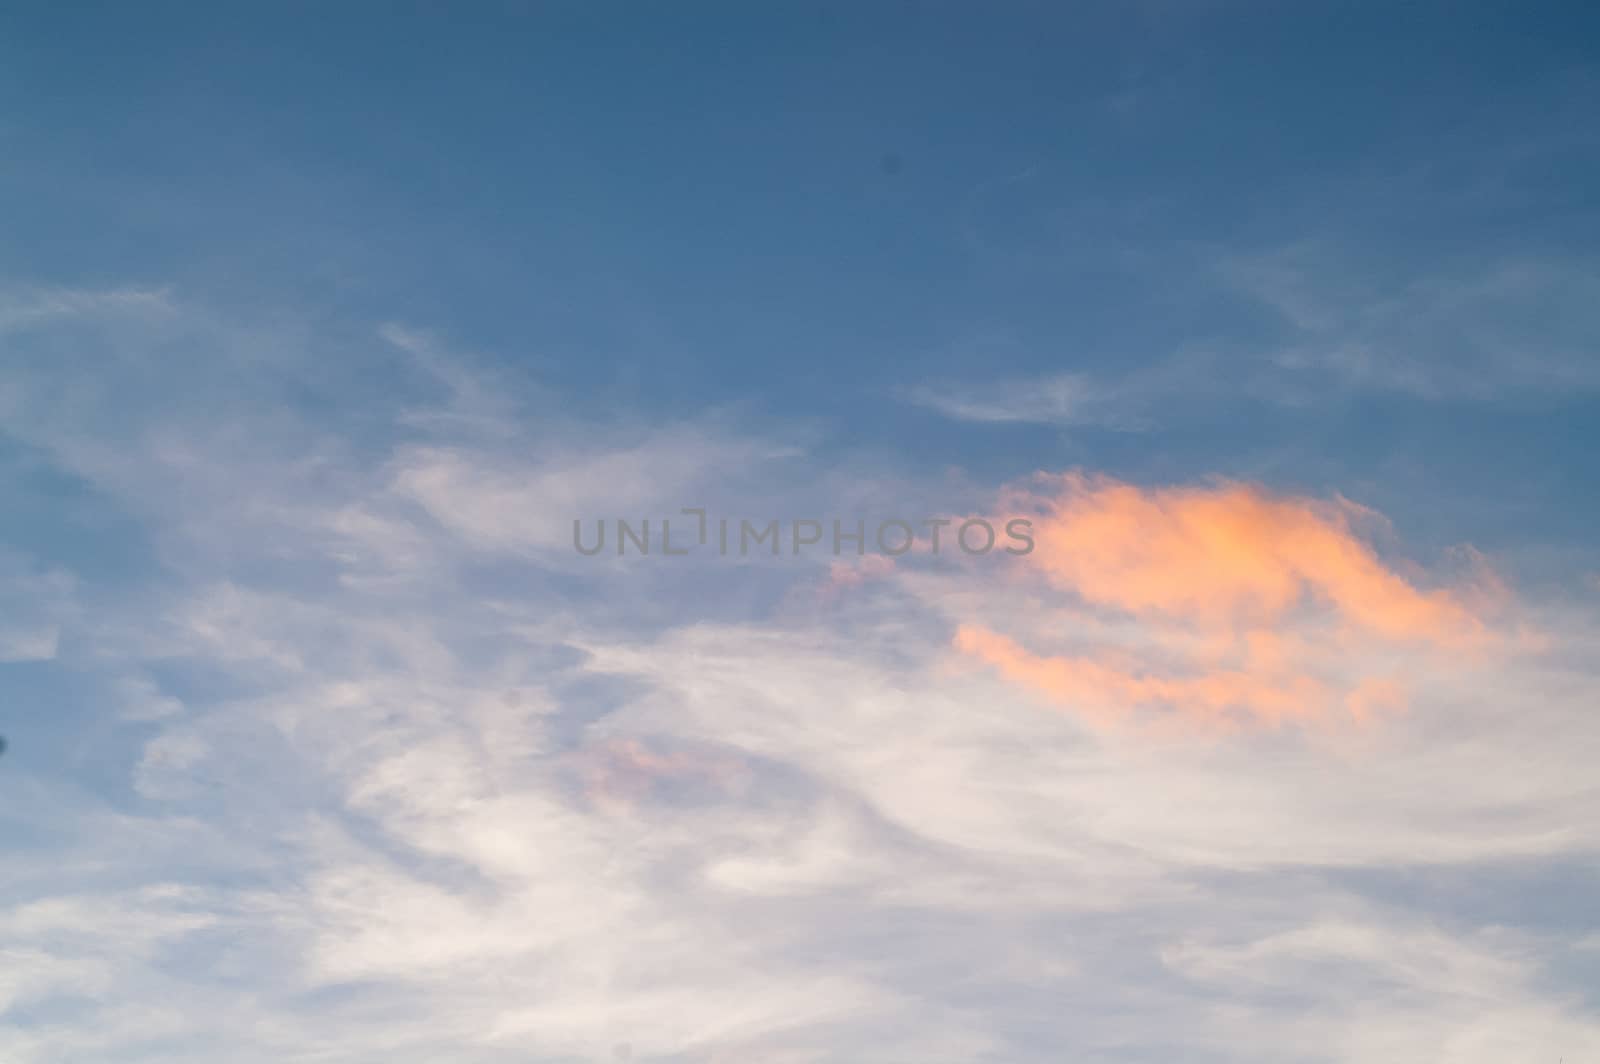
xmin=957 ymin=473 xmax=1503 ymax=729
xmin=954 ymin=625 xmax=1333 ymax=727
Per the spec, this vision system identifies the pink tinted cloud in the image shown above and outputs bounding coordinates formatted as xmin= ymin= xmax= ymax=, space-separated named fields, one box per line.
xmin=577 ymin=738 xmax=751 ymax=812
xmin=954 ymin=472 xmax=1506 ymax=730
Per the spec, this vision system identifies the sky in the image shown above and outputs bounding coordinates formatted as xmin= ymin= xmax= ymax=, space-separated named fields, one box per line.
xmin=2 ymin=2 xmax=1600 ymax=1061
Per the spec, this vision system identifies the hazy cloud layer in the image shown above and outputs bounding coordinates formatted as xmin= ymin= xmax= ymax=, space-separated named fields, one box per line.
xmin=2 ymin=292 xmax=1599 ymax=1061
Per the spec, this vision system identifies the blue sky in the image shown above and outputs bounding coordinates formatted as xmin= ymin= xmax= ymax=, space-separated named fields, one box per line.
xmin=7 ymin=2 xmax=1599 ymax=545
xmin=3 ymin=4 xmax=1600 ymax=1062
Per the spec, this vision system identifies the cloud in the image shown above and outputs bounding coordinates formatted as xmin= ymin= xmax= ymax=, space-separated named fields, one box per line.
xmin=821 ymin=554 xmax=896 ymax=594
xmin=903 ymin=372 xmax=1143 ymax=428
xmin=390 ymin=427 xmax=791 ymax=556
xmin=0 ymin=286 xmax=175 ymax=334
xmin=951 ymin=472 xmax=1502 ymax=728
xmin=0 ymin=550 xmax=75 ymax=663
xmin=574 ymin=736 xmax=753 ymax=813
xmin=1016 ymin=473 xmax=1490 ymax=640
xmin=1218 ymin=245 xmax=1600 ymax=401
xmin=905 ymin=247 xmax=1600 ymax=438
xmin=114 ymin=675 xmax=185 ymax=723
xmin=1162 ymin=915 xmax=1600 ymax=1062
xmin=3 ymin=295 xmax=1599 ymax=1062
xmin=0 ymin=625 xmax=59 ymax=664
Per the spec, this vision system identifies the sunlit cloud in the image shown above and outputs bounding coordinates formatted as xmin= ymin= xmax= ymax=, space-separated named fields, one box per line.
xmin=954 ymin=472 xmax=1505 ymax=728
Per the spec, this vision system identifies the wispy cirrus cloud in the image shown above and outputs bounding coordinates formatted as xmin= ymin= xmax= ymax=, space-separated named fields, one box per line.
xmin=0 ymin=286 xmax=175 ymax=334
xmin=3 ymin=291 xmax=1600 ymax=1062
xmin=904 ymin=244 xmax=1600 ymax=441
xmin=0 ymin=550 xmax=74 ymax=663
xmin=1219 ymin=244 xmax=1600 ymax=401
xmin=902 ymin=371 xmax=1144 ymax=428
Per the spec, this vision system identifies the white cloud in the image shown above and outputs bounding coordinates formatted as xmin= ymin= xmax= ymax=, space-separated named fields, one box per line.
xmin=1164 ymin=917 xmax=1600 ymax=1062
xmin=1218 ymin=245 xmax=1600 ymax=401
xmin=906 ymin=247 xmax=1600 ymax=435
xmin=903 ymin=372 xmax=1135 ymax=428
xmin=2 ymin=296 xmax=1599 ymax=1062
xmin=0 ymin=286 xmax=175 ymax=334
xmin=0 ymin=550 xmax=74 ymax=663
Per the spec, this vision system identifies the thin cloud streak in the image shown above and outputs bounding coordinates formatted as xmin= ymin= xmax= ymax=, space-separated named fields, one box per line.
xmin=902 ymin=372 xmax=1141 ymax=428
